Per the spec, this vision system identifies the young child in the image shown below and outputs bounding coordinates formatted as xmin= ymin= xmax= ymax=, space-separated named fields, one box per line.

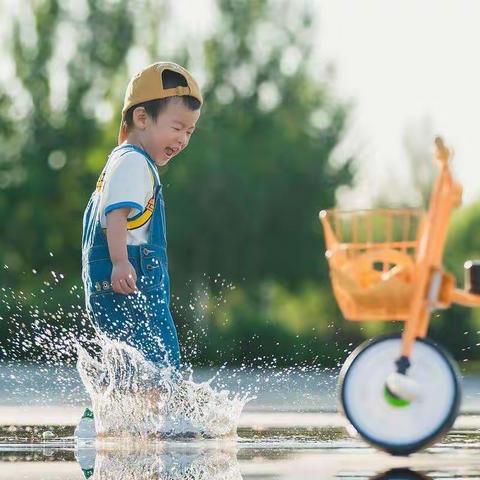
xmin=81 ymin=61 xmax=202 ymax=387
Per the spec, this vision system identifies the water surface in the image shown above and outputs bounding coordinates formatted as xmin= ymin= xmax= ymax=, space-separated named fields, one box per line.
xmin=1 ymin=364 xmax=479 ymax=479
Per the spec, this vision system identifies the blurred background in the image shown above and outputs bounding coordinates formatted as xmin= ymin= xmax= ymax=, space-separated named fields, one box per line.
xmin=1 ymin=0 xmax=480 ymax=369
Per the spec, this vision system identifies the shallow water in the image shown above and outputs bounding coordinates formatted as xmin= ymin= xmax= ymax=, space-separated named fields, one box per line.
xmin=1 ymin=423 xmax=480 ymax=479
xmin=1 ymin=362 xmax=479 ymax=412
xmin=0 ymin=363 xmax=480 ymax=478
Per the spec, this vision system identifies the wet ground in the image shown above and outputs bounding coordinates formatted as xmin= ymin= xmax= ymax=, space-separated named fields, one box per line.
xmin=0 ymin=365 xmax=479 ymax=479
xmin=1 ymin=415 xmax=480 ymax=479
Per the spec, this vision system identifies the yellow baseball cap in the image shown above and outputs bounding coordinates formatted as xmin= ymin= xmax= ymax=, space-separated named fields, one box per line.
xmin=118 ymin=62 xmax=203 ymax=144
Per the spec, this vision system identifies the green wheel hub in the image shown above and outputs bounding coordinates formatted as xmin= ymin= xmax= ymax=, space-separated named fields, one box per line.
xmin=384 ymin=386 xmax=410 ymax=408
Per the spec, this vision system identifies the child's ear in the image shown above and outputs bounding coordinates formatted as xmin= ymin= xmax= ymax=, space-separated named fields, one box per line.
xmin=132 ymin=106 xmax=148 ymax=130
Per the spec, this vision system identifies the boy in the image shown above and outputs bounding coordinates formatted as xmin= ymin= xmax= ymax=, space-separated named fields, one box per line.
xmin=76 ymin=62 xmax=202 ymax=437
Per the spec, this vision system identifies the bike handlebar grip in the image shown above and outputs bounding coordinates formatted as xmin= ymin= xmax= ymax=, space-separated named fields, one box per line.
xmin=464 ymin=260 xmax=480 ymax=294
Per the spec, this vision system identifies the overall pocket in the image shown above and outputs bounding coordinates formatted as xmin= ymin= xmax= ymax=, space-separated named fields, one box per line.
xmin=84 ymin=257 xmax=141 ymax=296
xmin=139 ymin=247 xmax=165 ymax=292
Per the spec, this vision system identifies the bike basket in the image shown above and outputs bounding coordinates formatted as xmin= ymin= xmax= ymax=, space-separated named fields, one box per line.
xmin=319 ymin=209 xmax=425 ymax=321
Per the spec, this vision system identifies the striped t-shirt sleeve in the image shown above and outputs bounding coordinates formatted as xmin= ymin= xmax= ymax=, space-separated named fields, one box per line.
xmin=102 ymin=151 xmax=153 ymax=219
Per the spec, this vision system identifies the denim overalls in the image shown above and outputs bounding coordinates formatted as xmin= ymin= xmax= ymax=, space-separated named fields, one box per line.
xmin=81 ymin=144 xmax=180 ymax=369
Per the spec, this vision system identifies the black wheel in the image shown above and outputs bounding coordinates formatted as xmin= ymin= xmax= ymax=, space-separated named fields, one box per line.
xmin=370 ymin=468 xmax=432 ymax=480
xmin=339 ymin=333 xmax=461 ymax=456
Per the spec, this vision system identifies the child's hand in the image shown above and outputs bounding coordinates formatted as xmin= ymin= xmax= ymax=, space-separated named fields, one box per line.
xmin=111 ymin=259 xmax=138 ymax=295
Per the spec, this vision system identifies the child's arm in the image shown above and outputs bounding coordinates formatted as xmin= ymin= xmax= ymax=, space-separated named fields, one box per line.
xmin=106 ymin=208 xmax=138 ymax=295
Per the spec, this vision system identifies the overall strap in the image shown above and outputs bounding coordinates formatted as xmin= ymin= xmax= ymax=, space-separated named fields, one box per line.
xmin=117 ymin=143 xmax=161 ymax=188
xmin=114 ymin=144 xmax=163 ymax=246
xmin=92 ymin=144 xmax=160 ymax=242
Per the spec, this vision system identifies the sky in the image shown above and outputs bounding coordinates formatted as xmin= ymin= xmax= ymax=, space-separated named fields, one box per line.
xmin=122 ymin=0 xmax=480 ymax=208
xmin=313 ymin=0 xmax=480 ymax=207
xmin=2 ymin=0 xmax=480 ymax=209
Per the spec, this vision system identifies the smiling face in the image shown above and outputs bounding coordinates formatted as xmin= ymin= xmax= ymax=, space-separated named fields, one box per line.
xmin=127 ymin=98 xmax=201 ymax=166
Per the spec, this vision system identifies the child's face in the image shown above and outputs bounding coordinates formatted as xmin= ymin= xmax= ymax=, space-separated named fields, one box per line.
xmin=134 ymin=98 xmax=201 ymax=166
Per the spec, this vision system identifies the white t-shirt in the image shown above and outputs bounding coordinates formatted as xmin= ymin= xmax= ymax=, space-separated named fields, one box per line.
xmin=98 ymin=149 xmax=156 ymax=245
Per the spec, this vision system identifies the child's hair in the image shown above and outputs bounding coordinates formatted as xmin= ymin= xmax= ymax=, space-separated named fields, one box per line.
xmin=123 ymin=69 xmax=201 ymax=132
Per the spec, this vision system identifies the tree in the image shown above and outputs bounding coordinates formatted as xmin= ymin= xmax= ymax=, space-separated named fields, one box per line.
xmin=0 ymin=0 xmax=354 ymax=365
xmin=0 ymin=0 xmax=134 ymax=287
xmin=165 ymin=0 xmax=352 ymax=292
xmin=161 ymin=0 xmax=354 ymax=365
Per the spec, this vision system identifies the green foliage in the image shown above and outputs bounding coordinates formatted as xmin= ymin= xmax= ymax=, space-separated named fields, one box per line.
xmin=445 ymin=201 xmax=480 ymax=277
xmin=0 ymin=0 xmax=133 ymax=289
xmin=2 ymin=1 xmax=479 ymax=366
xmin=181 ymin=282 xmax=362 ymax=367
xmin=165 ymin=0 xmax=352 ymax=295
xmin=0 ymin=0 xmax=354 ymax=366
xmin=162 ymin=0 xmax=354 ymax=364
xmin=434 ymin=200 xmax=480 ymax=363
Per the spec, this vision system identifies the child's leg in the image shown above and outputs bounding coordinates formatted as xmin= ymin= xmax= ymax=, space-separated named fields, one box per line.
xmin=87 ymin=286 xmax=180 ymax=369
xmin=88 ymin=292 xmax=135 ymax=344
xmin=129 ymin=287 xmax=181 ymax=369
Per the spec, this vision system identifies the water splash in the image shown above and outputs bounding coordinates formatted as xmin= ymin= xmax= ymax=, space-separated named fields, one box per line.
xmin=0 ymin=262 xmax=340 ymax=435
xmin=77 ymin=337 xmax=251 ymax=438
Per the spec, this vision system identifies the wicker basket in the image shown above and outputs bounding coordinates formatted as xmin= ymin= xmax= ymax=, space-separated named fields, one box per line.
xmin=319 ymin=209 xmax=425 ymax=321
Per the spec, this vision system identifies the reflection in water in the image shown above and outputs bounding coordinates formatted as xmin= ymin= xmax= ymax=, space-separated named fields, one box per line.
xmin=76 ymin=445 xmax=242 ymax=480
xmin=371 ymin=468 xmax=432 ymax=480
xmin=2 ymin=427 xmax=480 ymax=480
